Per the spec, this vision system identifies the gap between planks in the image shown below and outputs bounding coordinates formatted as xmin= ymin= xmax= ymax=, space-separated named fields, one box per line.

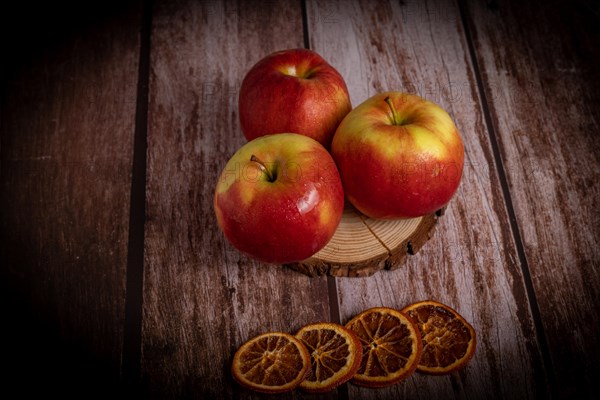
xmin=122 ymin=0 xmax=153 ymax=392
xmin=456 ymin=0 xmax=556 ymax=396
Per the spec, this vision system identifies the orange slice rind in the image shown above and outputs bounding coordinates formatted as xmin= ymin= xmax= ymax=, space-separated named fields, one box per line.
xmin=345 ymin=307 xmax=422 ymax=388
xmin=401 ymin=300 xmax=476 ymax=374
xmin=295 ymin=322 xmax=362 ymax=393
xmin=231 ymin=332 xmax=311 ymax=393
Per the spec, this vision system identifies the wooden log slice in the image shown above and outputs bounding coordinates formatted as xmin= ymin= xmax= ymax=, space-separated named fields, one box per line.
xmin=287 ymin=204 xmax=444 ymax=277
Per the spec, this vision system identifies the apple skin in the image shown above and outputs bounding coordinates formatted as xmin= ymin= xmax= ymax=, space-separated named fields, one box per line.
xmin=331 ymin=92 xmax=465 ymax=219
xmin=239 ymin=48 xmax=352 ymax=149
xmin=214 ymin=133 xmax=344 ymax=264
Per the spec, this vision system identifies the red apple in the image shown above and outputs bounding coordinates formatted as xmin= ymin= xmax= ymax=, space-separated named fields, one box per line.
xmin=239 ymin=48 xmax=352 ymax=149
xmin=331 ymin=92 xmax=465 ymax=219
xmin=214 ymin=133 xmax=344 ymax=264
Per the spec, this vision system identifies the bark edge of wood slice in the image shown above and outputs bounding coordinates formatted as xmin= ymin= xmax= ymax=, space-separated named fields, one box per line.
xmin=286 ymin=204 xmax=445 ymax=277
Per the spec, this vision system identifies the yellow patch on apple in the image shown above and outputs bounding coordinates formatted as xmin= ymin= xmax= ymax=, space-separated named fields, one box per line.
xmin=319 ymin=201 xmax=334 ymax=227
xmin=406 ymin=126 xmax=449 ymax=160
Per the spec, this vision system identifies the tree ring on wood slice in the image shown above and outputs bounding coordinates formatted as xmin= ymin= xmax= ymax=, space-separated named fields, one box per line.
xmin=286 ymin=203 xmax=444 ymax=277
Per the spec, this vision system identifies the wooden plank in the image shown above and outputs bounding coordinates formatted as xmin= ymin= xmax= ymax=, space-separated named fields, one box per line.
xmin=464 ymin=0 xmax=600 ymax=397
xmin=0 ymin=2 xmax=141 ymax=396
xmin=306 ymin=0 xmax=549 ymax=398
xmin=142 ymin=1 xmax=334 ymax=398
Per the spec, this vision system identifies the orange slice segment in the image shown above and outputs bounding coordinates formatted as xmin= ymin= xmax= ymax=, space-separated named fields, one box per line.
xmin=231 ymin=332 xmax=310 ymax=393
xmin=402 ymin=300 xmax=476 ymax=374
xmin=295 ymin=322 xmax=363 ymax=393
xmin=345 ymin=307 xmax=422 ymax=388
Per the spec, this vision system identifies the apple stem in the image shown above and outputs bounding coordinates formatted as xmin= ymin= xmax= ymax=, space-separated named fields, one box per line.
xmin=384 ymin=96 xmax=399 ymax=125
xmin=250 ymin=154 xmax=275 ymax=182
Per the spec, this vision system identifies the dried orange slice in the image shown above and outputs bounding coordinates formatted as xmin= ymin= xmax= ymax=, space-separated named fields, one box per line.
xmin=402 ymin=300 xmax=476 ymax=374
xmin=231 ymin=332 xmax=310 ymax=393
xmin=345 ymin=307 xmax=422 ymax=388
xmin=295 ymin=322 xmax=362 ymax=393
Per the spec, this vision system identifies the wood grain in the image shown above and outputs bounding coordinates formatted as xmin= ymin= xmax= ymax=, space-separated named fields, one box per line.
xmin=290 ymin=205 xmax=440 ymax=277
xmin=465 ymin=0 xmax=600 ymax=397
xmin=0 ymin=2 xmax=140 ymax=396
xmin=141 ymin=1 xmax=335 ymax=398
xmin=306 ymin=0 xmax=548 ymax=398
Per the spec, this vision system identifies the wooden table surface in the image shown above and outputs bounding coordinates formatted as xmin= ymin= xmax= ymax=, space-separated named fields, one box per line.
xmin=2 ymin=0 xmax=599 ymax=398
